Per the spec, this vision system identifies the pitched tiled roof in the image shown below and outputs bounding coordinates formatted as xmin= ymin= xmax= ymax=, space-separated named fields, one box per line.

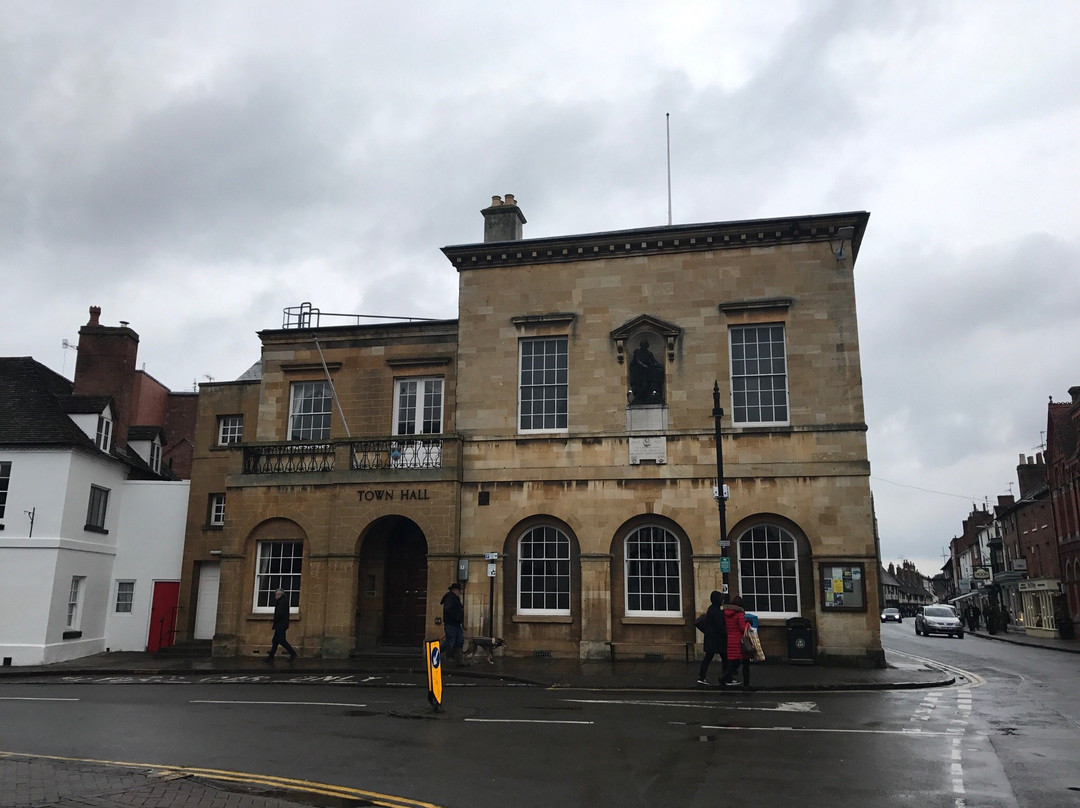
xmin=59 ymin=395 xmax=112 ymax=415
xmin=0 ymin=357 xmax=99 ymax=450
xmin=128 ymin=425 xmax=164 ymax=442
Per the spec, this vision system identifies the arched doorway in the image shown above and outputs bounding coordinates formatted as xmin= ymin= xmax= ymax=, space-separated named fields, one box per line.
xmin=357 ymin=516 xmax=428 ymax=646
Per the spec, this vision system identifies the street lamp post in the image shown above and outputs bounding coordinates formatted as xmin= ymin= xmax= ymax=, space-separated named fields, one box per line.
xmin=713 ymin=382 xmax=729 ymax=592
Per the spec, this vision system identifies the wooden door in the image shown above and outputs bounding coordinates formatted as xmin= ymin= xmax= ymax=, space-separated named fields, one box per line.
xmin=382 ymin=531 xmax=428 ymax=645
xmin=147 ymin=581 xmax=180 ymax=652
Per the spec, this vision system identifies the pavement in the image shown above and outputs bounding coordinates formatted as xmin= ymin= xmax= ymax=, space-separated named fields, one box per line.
xmin=3 ymin=626 xmax=1077 ymax=808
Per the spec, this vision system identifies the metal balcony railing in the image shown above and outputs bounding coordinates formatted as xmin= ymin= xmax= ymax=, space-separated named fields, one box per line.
xmin=242 ymin=438 xmax=446 ymax=474
xmin=351 ymin=439 xmax=443 ymax=470
xmin=243 ymin=443 xmax=335 ymax=474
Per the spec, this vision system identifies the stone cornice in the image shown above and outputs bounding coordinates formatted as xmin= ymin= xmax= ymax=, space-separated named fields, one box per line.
xmin=442 ymin=211 xmax=870 ymax=271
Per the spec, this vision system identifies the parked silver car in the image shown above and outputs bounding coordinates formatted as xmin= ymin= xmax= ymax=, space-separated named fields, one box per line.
xmin=915 ymin=605 xmax=964 ymax=638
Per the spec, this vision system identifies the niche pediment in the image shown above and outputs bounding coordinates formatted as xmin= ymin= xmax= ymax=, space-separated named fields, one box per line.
xmin=609 ymin=315 xmax=682 ymax=364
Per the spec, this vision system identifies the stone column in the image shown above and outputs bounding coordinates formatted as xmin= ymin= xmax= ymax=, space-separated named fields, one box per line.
xmin=580 ymin=554 xmax=612 ymax=659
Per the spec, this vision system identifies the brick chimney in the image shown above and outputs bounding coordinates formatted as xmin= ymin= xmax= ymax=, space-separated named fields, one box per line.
xmin=1015 ymin=453 xmax=1047 ymax=499
xmin=73 ymin=306 xmax=140 ymax=451
xmin=482 ymin=194 xmax=526 ymax=242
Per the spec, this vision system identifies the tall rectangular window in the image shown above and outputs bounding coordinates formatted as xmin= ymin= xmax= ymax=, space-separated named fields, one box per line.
xmin=0 ymin=461 xmax=10 ymax=520
xmin=394 ymin=377 xmax=444 ymax=435
xmin=218 ymin=415 xmax=244 ymax=445
xmin=149 ymin=441 xmax=162 ymax=474
xmin=730 ymin=324 xmax=788 ymax=425
xmin=67 ymin=576 xmax=84 ymax=628
xmin=519 ymin=337 xmax=568 ymax=432
xmin=624 ymin=525 xmax=682 ymax=616
xmin=289 ymin=382 xmax=332 ymax=441
xmin=86 ymin=485 xmax=110 ymax=532
xmin=115 ymin=580 xmax=135 ymax=614
xmin=518 ymin=526 xmax=571 ymax=614
xmin=96 ymin=415 xmax=112 ymax=452
xmin=209 ymin=493 xmax=226 ymax=526
xmin=254 ymin=540 xmax=302 ymax=612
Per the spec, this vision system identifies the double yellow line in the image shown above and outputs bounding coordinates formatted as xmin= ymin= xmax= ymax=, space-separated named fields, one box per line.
xmin=0 ymin=750 xmax=444 ymax=808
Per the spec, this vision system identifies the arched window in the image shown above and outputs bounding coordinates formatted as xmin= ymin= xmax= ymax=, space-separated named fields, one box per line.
xmin=737 ymin=524 xmax=800 ymax=617
xmin=518 ymin=526 xmax=571 ymax=615
xmin=624 ymin=525 xmax=681 ymax=616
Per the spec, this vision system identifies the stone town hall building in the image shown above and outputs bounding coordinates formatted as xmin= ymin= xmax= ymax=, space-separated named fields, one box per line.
xmin=179 ymin=197 xmax=882 ymax=666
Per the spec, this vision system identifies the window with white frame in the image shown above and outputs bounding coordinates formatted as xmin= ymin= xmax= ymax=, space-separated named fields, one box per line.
xmin=218 ymin=415 xmax=244 ymax=445
xmin=288 ymin=382 xmax=332 ymax=441
xmin=149 ymin=440 xmax=162 ymax=474
xmin=254 ymin=540 xmax=302 ymax=612
xmin=624 ymin=525 xmax=682 ymax=616
xmin=518 ymin=525 xmax=571 ymax=614
xmin=86 ymin=485 xmax=109 ymax=531
xmin=96 ymin=414 xmax=112 ymax=452
xmin=394 ymin=377 xmax=444 ymax=436
xmin=737 ymin=523 xmax=800 ymax=616
xmin=209 ymin=493 xmax=226 ymax=526
xmin=67 ymin=576 xmax=85 ymax=628
xmin=0 ymin=460 xmax=10 ymax=520
xmin=729 ymin=324 xmax=789 ymax=425
xmin=115 ymin=580 xmax=135 ymax=613
xmin=519 ymin=337 xmax=568 ymax=432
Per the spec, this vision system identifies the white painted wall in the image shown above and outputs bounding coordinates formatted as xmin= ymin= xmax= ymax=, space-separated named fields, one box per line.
xmin=0 ymin=446 xmax=187 ymax=665
xmin=105 ymin=480 xmax=189 ymax=651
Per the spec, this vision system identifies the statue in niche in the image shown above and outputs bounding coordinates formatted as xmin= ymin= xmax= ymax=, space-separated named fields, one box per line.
xmin=628 ymin=338 xmax=665 ymax=405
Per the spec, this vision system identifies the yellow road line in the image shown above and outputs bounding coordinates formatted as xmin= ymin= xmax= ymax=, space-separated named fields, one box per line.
xmin=0 ymin=749 xmax=444 ymax=808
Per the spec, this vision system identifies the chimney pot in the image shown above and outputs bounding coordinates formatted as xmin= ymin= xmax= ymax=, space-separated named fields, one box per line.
xmin=482 ymin=194 xmax=526 ymax=243
xmin=1069 ymin=385 xmax=1080 ymax=405
xmin=89 ymin=306 xmax=101 ymax=326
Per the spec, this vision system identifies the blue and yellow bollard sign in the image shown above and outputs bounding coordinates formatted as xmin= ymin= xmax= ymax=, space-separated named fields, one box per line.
xmin=425 ymin=639 xmax=443 ymax=710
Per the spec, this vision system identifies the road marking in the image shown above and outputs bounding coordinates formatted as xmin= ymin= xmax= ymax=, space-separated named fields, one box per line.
xmin=465 ymin=718 xmax=594 ymax=725
xmin=699 ymin=725 xmax=956 ymax=736
xmin=563 ymin=697 xmax=819 ymax=713
xmin=0 ymin=697 xmax=79 ymax=701
xmin=191 ymin=699 xmax=367 ymax=707
xmin=0 ymin=750 xmax=442 ymax=808
xmin=883 ymin=648 xmax=986 ymax=688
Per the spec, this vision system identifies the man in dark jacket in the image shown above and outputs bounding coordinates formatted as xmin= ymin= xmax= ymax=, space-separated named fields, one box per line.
xmin=265 ymin=588 xmax=298 ymax=661
xmin=440 ymin=583 xmax=465 ymax=663
xmin=697 ymin=590 xmax=727 ymax=685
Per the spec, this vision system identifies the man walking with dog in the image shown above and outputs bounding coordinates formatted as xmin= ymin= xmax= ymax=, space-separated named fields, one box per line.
xmin=440 ymin=582 xmax=465 ymax=664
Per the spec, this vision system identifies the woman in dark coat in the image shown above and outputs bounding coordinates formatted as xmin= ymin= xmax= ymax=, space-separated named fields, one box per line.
xmin=697 ymin=590 xmax=727 ymax=685
xmin=722 ymin=596 xmax=749 ymax=685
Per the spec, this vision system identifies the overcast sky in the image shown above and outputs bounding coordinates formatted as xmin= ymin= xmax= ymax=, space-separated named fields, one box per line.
xmin=3 ymin=1 xmax=1078 ymax=577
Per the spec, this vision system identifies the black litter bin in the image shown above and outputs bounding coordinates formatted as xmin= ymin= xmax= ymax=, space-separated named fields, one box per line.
xmin=786 ymin=617 xmax=814 ymax=664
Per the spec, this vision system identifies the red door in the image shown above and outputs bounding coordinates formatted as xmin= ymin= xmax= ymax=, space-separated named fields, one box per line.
xmin=147 ymin=581 xmax=180 ymax=652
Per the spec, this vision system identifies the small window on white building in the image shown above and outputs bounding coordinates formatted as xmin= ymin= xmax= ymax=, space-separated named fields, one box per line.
xmin=115 ymin=580 xmax=135 ymax=613
xmin=149 ymin=440 xmax=162 ymax=474
xmin=67 ymin=576 xmax=85 ymax=628
xmin=86 ymin=485 xmax=109 ymax=532
xmin=0 ymin=460 xmax=10 ymax=521
xmin=96 ymin=414 xmax=112 ymax=452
